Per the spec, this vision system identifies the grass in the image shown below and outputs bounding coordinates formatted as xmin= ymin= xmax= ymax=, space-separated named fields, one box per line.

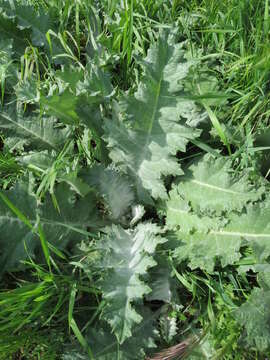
xmin=1 ymin=0 xmax=270 ymax=359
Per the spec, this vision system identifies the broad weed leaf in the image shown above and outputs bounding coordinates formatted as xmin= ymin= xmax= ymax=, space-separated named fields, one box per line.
xmin=176 ymin=154 xmax=264 ymax=214
xmin=0 ymin=182 xmax=100 ymax=274
xmin=80 ymin=165 xmax=135 ymax=221
xmin=166 ymin=155 xmax=270 ymax=271
xmin=235 ymin=286 xmax=270 ymax=351
xmin=104 ymin=30 xmax=204 ymax=203
xmin=98 ymin=223 xmax=166 ymax=343
xmin=0 ymin=107 xmax=69 ymax=150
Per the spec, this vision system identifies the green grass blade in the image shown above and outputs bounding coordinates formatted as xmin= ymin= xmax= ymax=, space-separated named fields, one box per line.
xmin=70 ymin=317 xmax=94 ymax=360
xmin=0 ymin=192 xmax=33 ymax=229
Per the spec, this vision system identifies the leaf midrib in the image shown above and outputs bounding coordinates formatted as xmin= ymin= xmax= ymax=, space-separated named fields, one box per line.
xmin=191 ymin=179 xmax=247 ymax=195
xmin=0 ymin=112 xmax=57 ymax=149
xmin=147 ymin=77 xmax=162 ymax=136
xmin=0 ymin=215 xmax=93 ymax=235
xmin=210 ymin=230 xmax=270 ymax=238
xmin=136 ymin=76 xmax=163 ymax=176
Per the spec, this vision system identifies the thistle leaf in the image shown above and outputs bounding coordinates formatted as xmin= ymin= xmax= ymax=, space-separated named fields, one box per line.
xmin=104 ymin=31 xmax=203 ymax=203
xmin=98 ymin=223 xmax=166 ymax=343
xmin=12 ymin=3 xmax=52 ymax=47
xmin=0 ymin=5 xmax=29 ymax=55
xmin=166 ymin=186 xmax=223 ymax=233
xmin=235 ymin=287 xmax=270 ymax=351
xmin=173 ymin=202 xmax=270 ymax=272
xmin=146 ymin=257 xmax=177 ymax=303
xmin=0 ymin=108 xmax=69 ymax=150
xmin=0 ymin=1 xmax=54 ymax=50
xmin=63 ymin=310 xmax=158 ymax=359
xmin=0 ymin=182 xmax=37 ymax=273
xmin=166 ymin=155 xmax=270 ymax=271
xmin=40 ymin=183 xmax=100 ymax=249
xmin=0 ymin=182 xmax=99 ymax=274
xmin=80 ymin=165 xmax=135 ymax=221
xmin=41 ymin=90 xmax=79 ymax=125
xmin=177 ymin=154 xmax=264 ymax=214
xmin=160 ymin=315 xmax=178 ymax=344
